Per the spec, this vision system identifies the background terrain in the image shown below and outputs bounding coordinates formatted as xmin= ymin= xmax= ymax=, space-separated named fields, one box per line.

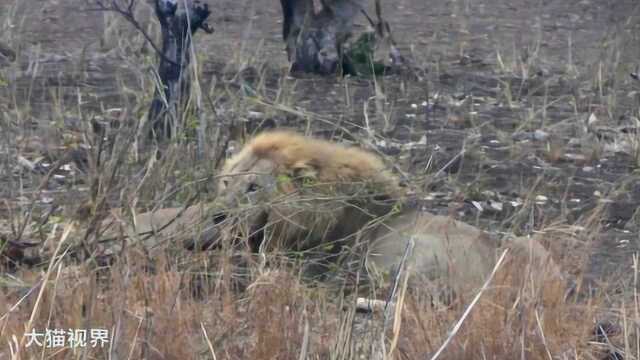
xmin=1 ymin=0 xmax=640 ymax=358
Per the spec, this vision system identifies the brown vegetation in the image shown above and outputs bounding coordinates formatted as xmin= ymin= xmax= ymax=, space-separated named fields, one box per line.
xmin=1 ymin=0 xmax=639 ymax=359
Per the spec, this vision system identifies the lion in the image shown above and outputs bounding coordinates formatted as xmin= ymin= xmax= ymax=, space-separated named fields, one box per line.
xmin=88 ymin=130 xmax=561 ymax=295
xmin=213 ymin=131 xmax=403 ymax=253
xmin=208 ymin=130 xmax=561 ymax=292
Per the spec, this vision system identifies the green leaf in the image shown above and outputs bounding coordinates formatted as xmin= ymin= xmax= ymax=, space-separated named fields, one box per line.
xmin=343 ymin=32 xmax=386 ymax=76
xmin=277 ymin=174 xmax=292 ymax=184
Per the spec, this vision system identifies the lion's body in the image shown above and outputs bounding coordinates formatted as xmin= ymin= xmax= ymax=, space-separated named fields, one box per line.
xmin=95 ymin=204 xmax=216 ymax=254
xmin=368 ymin=209 xmax=496 ymax=289
xmin=93 ymin=130 xmax=561 ymax=293
xmin=368 ymin=209 xmax=562 ymax=294
xmin=213 ymin=131 xmax=562 ymax=291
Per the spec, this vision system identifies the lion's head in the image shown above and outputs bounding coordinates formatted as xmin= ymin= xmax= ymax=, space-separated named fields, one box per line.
xmin=210 ymin=131 xmax=404 ymax=254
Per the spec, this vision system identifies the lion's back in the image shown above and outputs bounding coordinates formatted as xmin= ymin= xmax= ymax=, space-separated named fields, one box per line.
xmin=367 ymin=210 xmax=496 ymax=291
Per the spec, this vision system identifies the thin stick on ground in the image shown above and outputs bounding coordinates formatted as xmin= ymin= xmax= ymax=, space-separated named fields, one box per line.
xmin=429 ymin=248 xmax=510 ymax=360
xmin=298 ymin=309 xmax=310 ymax=360
xmin=387 ymin=264 xmax=410 ymax=359
xmin=201 ymin=322 xmax=217 ymax=360
xmin=383 ymin=237 xmax=415 ymax=328
xmin=535 ymin=309 xmax=553 ymax=360
xmin=14 ymin=222 xmax=74 ymax=358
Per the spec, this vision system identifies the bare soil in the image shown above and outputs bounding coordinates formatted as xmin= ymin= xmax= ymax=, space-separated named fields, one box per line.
xmin=2 ymin=0 xmax=640 ymax=296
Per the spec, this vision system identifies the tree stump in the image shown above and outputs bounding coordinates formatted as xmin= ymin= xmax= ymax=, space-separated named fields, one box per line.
xmin=148 ymin=0 xmax=211 ymax=141
xmin=279 ymin=0 xmax=365 ymax=75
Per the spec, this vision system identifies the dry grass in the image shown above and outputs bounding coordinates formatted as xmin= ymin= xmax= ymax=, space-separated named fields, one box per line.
xmin=0 ymin=236 xmax=629 ymax=359
xmin=2 ymin=0 xmax=640 ymax=359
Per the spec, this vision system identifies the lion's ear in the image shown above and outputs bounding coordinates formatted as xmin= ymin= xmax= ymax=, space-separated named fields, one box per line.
xmin=291 ymin=162 xmax=318 ymax=183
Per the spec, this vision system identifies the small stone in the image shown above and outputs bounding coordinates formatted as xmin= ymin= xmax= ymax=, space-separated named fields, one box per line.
xmin=533 ymin=130 xmax=549 ymax=141
xmin=247 ymin=111 xmax=264 ymax=120
xmin=535 ymin=195 xmax=548 ymax=203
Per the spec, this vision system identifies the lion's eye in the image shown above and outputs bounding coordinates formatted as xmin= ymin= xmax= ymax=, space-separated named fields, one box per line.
xmin=246 ymin=183 xmax=260 ymax=193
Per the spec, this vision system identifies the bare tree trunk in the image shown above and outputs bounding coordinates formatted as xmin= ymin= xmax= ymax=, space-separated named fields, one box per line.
xmin=280 ymin=0 xmax=365 ymax=75
xmin=148 ymin=0 xmax=211 ymax=141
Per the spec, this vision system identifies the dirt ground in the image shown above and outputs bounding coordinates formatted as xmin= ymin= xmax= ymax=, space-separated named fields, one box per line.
xmin=4 ymin=1 xmax=640 ymax=358
xmin=2 ymin=0 xmax=640 ymax=287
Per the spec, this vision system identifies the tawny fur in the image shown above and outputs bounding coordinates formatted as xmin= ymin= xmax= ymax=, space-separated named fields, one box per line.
xmin=91 ymin=131 xmax=563 ymax=294
xmin=215 ymin=130 xmax=562 ymax=292
xmin=215 ymin=130 xmax=405 ymax=253
xmin=220 ymin=130 xmax=402 ymax=198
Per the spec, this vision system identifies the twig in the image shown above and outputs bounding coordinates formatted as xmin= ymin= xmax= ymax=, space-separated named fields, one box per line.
xmin=15 ymin=155 xmax=72 ymax=244
xmin=433 ymin=148 xmax=465 ymax=178
xmin=388 ymin=266 xmax=409 ymax=358
xmin=383 ymin=237 xmax=414 ymax=328
xmin=298 ymin=309 xmax=310 ymax=360
xmin=86 ymin=0 xmax=179 ymax=67
xmin=15 ymin=222 xmax=74 ymax=357
xmin=0 ymin=278 xmax=45 ymax=323
xmin=201 ymin=322 xmax=218 ymax=360
xmin=535 ymin=309 xmax=553 ymax=360
xmin=429 ymin=248 xmax=510 ymax=360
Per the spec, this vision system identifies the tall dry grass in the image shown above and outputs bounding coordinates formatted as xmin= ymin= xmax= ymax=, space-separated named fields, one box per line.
xmin=0 ymin=1 xmax=637 ymax=359
xmin=0 ymin=228 xmax=630 ymax=359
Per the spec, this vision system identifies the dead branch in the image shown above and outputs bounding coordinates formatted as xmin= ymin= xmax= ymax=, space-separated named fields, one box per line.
xmin=87 ymin=0 xmax=212 ymax=142
xmin=87 ymin=0 xmax=176 ymax=66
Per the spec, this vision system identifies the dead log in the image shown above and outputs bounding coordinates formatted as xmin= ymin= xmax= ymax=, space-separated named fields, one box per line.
xmin=279 ymin=0 xmax=407 ymax=76
xmin=280 ymin=0 xmax=365 ymax=75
